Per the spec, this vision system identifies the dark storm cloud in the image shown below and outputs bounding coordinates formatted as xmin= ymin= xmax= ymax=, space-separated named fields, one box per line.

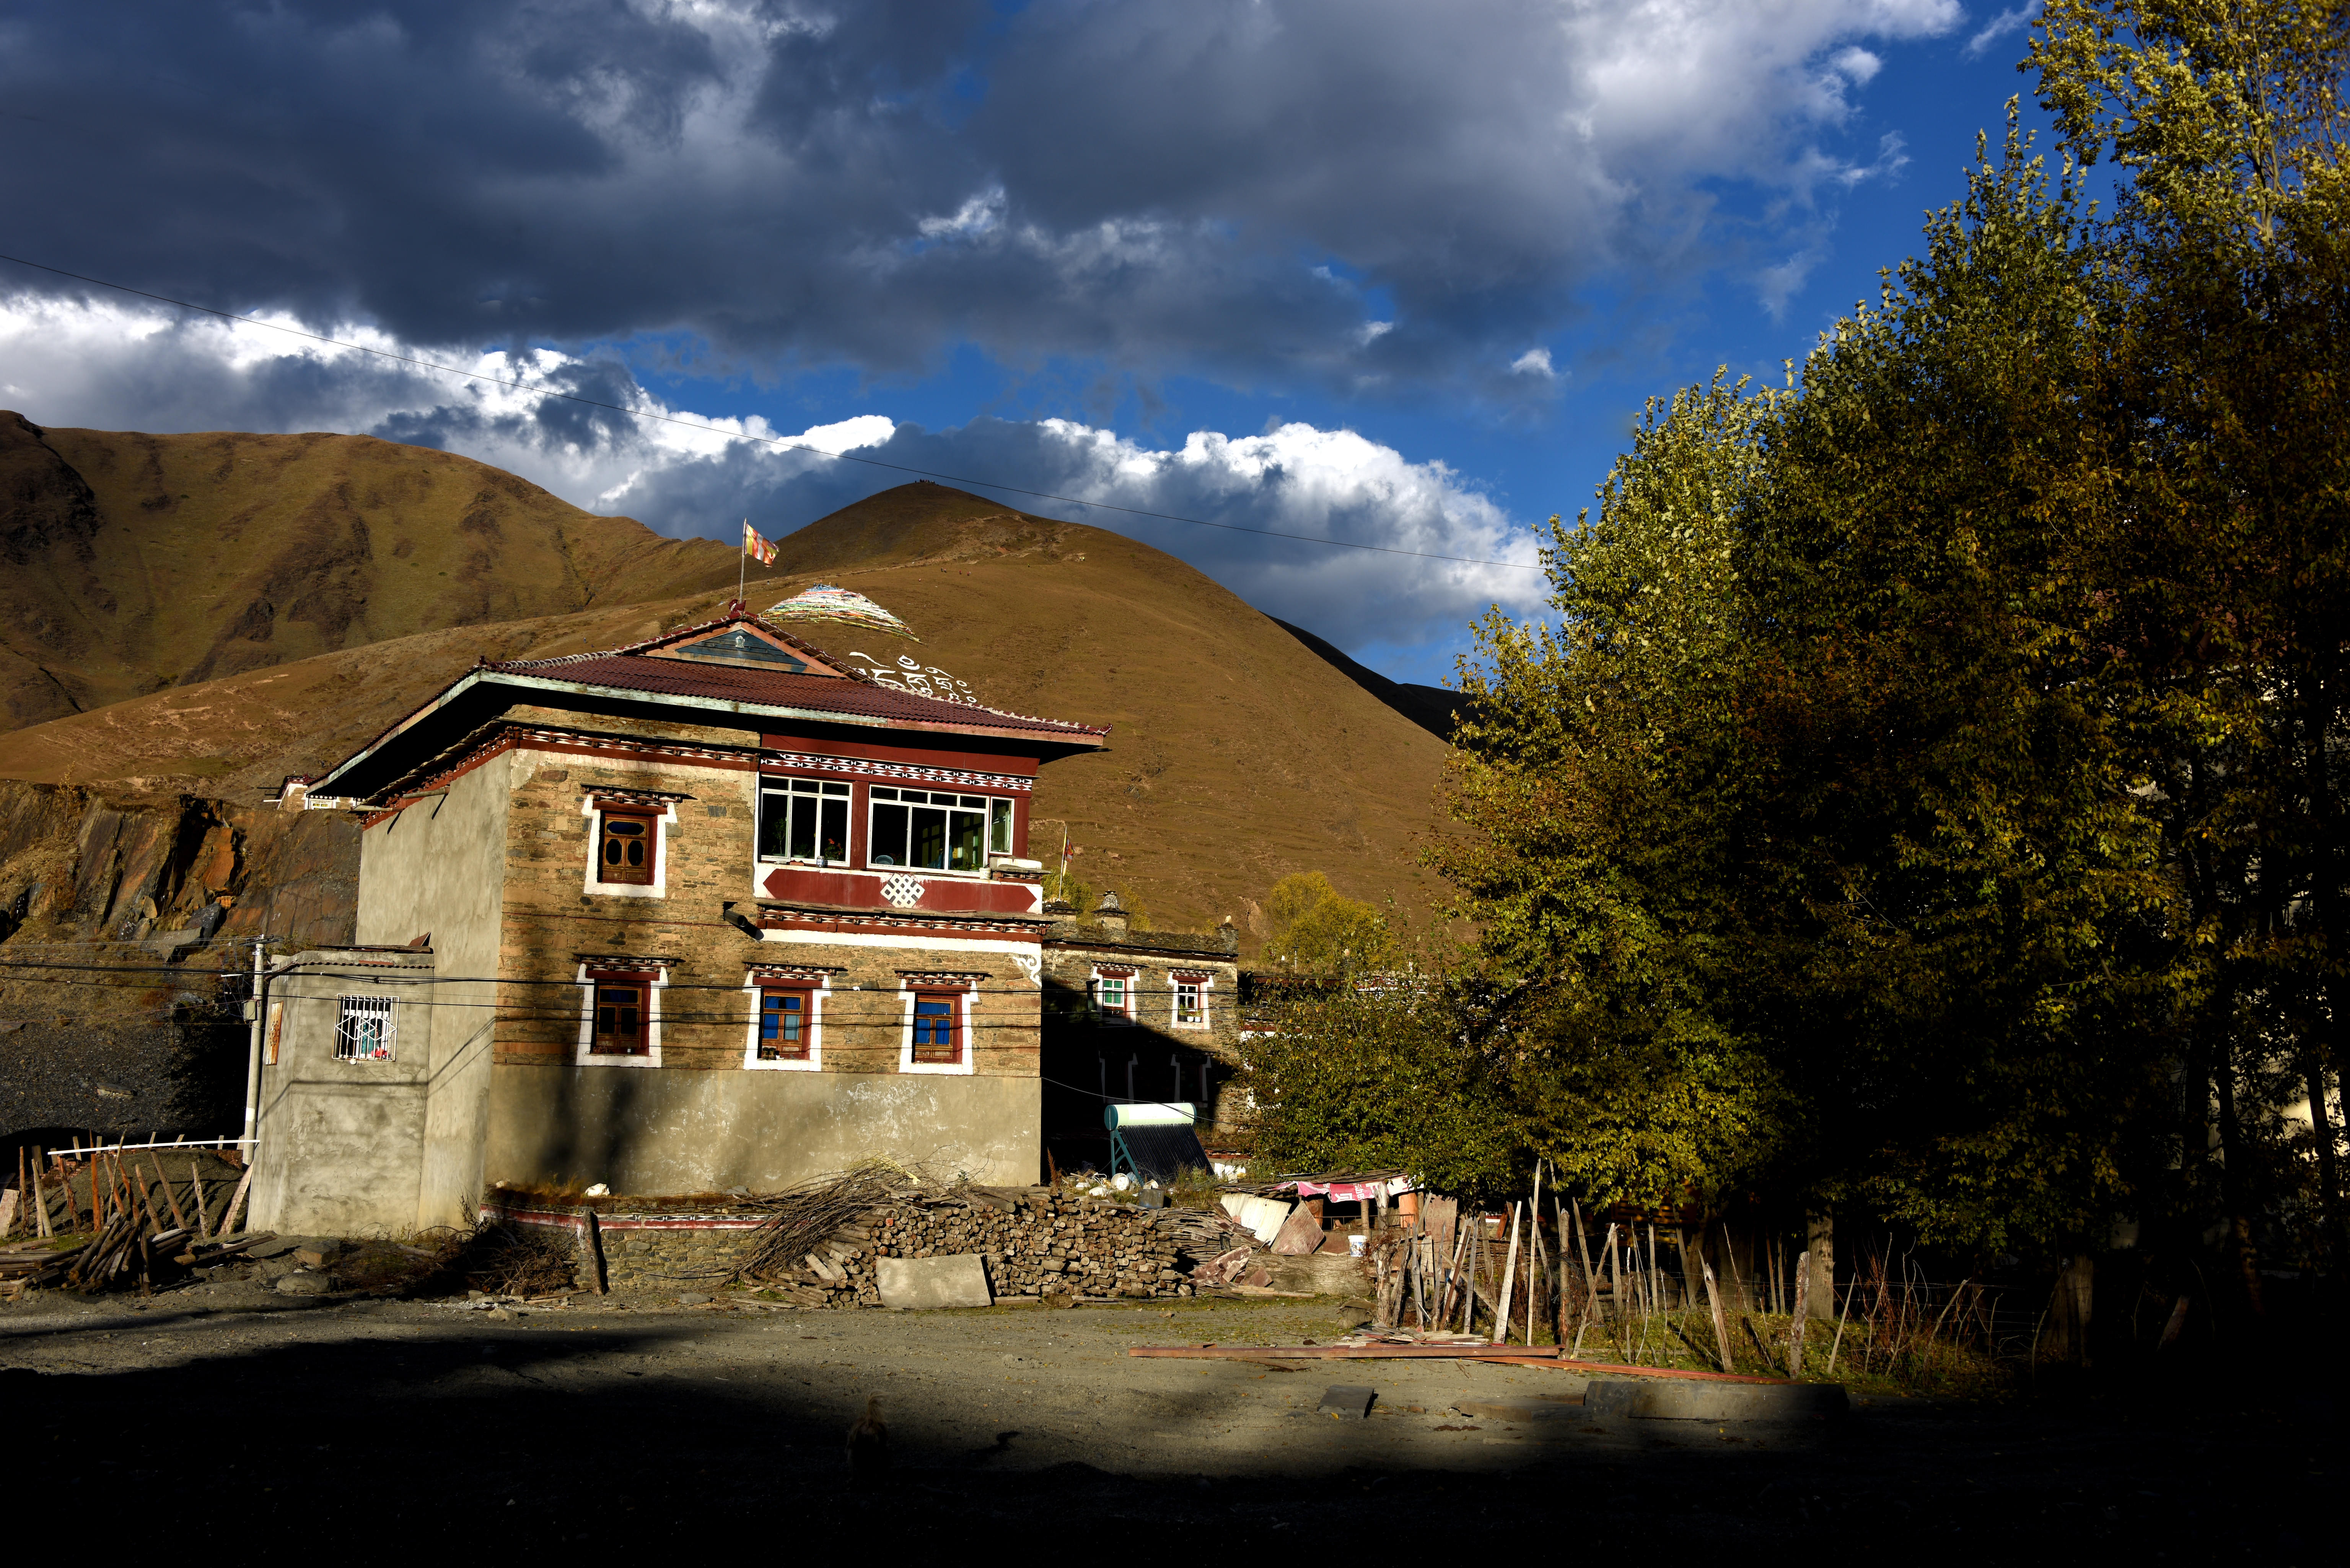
xmin=0 ymin=1 xmax=1956 ymax=398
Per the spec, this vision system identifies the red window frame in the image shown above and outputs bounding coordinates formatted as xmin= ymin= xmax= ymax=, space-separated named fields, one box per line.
xmin=596 ymin=806 xmax=658 ymax=885
xmin=758 ymin=986 xmax=815 ymax=1061
xmin=909 ymin=990 xmax=962 ymax=1065
xmin=586 ymin=970 xmax=652 ymax=1056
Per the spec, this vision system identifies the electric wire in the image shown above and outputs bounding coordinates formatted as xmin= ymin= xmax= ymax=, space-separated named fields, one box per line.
xmin=0 ymin=250 xmax=1546 ymax=572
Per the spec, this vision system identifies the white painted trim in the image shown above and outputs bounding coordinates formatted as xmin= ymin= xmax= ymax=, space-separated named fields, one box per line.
xmin=757 ymin=929 xmax=1042 ymax=955
xmin=574 ymin=962 xmax=665 ymax=1068
xmin=896 ymin=982 xmax=976 ymax=1076
xmin=580 ymin=794 xmax=678 ymax=901
xmin=742 ymin=973 xmax=827 ymax=1072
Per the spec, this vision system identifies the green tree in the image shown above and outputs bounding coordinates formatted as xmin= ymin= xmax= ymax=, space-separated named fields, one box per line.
xmin=1260 ymin=871 xmax=1391 ymax=974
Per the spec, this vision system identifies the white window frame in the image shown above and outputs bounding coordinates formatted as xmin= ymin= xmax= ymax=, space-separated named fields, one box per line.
xmin=896 ymin=978 xmax=977 ymax=1076
xmin=580 ymin=795 xmax=678 ymax=901
xmin=1089 ymin=965 xmax=1137 ymax=1025
xmin=865 ymin=786 xmax=1007 ymax=878
xmin=1171 ymin=971 xmax=1214 ymax=1030
xmin=742 ymin=971 xmax=829 ymax=1072
xmin=755 ymin=776 xmax=853 ymax=868
xmin=575 ymin=963 xmax=665 ymax=1068
xmin=334 ymin=994 xmax=397 ymax=1062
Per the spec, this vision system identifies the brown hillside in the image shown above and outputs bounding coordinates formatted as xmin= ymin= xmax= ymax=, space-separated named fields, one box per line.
xmin=1 ymin=481 xmax=1455 ymax=937
xmin=0 ymin=412 xmax=738 ymax=730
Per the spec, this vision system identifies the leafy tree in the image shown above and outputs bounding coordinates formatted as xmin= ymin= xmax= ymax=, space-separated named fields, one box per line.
xmin=2032 ymin=0 xmax=2350 ymax=1278
xmin=1260 ymin=871 xmax=1391 ymax=974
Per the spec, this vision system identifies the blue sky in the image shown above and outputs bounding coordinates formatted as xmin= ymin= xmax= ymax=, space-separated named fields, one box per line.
xmin=0 ymin=1 xmax=2053 ymax=686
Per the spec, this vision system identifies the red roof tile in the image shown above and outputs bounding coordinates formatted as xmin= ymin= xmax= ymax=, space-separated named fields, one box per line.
xmin=481 ymin=651 xmax=1108 ymax=739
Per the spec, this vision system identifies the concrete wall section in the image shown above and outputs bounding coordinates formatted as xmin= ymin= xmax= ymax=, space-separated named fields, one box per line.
xmin=482 ymin=1066 xmax=1042 ymax=1190
xmin=357 ymin=761 xmax=510 ymax=1228
xmin=248 ymin=956 xmax=434 ymax=1236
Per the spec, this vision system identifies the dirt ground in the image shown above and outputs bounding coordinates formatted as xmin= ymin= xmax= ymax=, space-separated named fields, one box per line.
xmin=2 ymin=1276 xmax=2331 ymax=1555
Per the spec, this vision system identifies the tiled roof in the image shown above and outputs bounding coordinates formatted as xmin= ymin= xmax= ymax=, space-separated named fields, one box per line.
xmin=480 ymin=650 xmax=1108 ymax=738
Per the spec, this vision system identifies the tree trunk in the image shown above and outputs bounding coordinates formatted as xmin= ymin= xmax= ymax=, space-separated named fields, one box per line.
xmin=1804 ymin=1207 xmax=1835 ymax=1320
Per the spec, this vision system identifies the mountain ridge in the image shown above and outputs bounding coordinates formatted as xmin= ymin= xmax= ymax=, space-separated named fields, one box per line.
xmin=0 ymin=438 xmax=1455 ymax=935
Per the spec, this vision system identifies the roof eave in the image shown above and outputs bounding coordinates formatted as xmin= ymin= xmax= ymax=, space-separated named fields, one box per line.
xmin=310 ymin=668 xmax=1106 ymax=796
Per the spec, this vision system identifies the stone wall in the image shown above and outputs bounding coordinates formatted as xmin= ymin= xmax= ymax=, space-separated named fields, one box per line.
xmin=491 ymin=1189 xmax=1194 ymax=1304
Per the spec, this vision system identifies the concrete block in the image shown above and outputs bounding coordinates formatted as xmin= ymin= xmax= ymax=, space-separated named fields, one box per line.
xmin=1316 ymin=1385 xmax=1376 ymax=1420
xmin=876 ymin=1253 xmax=993 ymax=1309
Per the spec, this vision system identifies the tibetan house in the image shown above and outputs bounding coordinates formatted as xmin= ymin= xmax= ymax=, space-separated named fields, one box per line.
xmin=246 ymin=605 xmax=1106 ymax=1236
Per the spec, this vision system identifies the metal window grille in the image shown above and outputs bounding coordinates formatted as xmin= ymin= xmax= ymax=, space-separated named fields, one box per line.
xmin=335 ymin=995 xmax=396 ymax=1062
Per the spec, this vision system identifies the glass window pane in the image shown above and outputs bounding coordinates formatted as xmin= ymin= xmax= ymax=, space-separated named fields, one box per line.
xmin=791 ymin=777 xmax=818 ymax=794
xmin=948 ymin=809 xmax=985 ymax=870
xmin=822 ymin=782 xmax=850 ymax=796
xmin=958 ymin=795 xmax=985 ymax=809
xmin=871 ymin=787 xmax=898 ymax=801
xmin=788 ymin=793 xmax=817 ymax=859
xmin=870 ymin=803 xmax=907 ymax=866
xmin=757 ymin=792 xmax=789 ymax=859
xmin=990 ymin=798 xmax=1012 ymax=854
xmin=819 ymin=798 xmax=848 ymax=861
xmin=909 ymin=806 xmax=948 ymax=869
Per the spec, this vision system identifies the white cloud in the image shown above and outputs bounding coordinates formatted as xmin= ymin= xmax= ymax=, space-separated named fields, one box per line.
xmin=1964 ymin=5 xmax=2038 ymax=61
xmin=0 ymin=292 xmax=1543 ymax=652
xmin=1510 ymin=347 xmax=1557 ymax=378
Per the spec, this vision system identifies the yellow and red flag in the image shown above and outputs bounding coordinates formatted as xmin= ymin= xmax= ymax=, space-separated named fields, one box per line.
xmin=742 ymin=519 xmax=778 ymax=567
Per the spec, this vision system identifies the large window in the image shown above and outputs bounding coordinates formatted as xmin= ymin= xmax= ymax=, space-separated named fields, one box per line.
xmin=1173 ymin=974 xmax=1209 ymax=1029
xmin=868 ymin=787 xmax=1006 ymax=873
xmin=758 ymin=777 xmax=850 ymax=864
xmin=334 ymin=995 xmax=396 ymax=1061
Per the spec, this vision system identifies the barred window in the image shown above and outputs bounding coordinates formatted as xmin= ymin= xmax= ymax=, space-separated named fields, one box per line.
xmin=335 ymin=995 xmax=396 ymax=1062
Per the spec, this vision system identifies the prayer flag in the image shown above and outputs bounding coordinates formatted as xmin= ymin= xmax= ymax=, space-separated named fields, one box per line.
xmin=743 ymin=519 xmax=777 ymax=566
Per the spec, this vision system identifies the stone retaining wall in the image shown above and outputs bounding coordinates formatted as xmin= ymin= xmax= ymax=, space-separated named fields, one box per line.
xmin=482 ymin=1188 xmax=1195 ymax=1304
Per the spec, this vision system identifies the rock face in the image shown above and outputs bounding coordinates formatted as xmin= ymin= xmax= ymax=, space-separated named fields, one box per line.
xmin=0 ymin=778 xmax=359 ymax=1140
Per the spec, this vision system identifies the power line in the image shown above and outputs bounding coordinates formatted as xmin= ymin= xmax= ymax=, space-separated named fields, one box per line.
xmin=0 ymin=251 xmax=1547 ymax=573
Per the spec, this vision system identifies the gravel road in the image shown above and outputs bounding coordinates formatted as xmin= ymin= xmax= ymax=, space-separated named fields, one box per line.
xmin=2 ymin=1278 xmax=2326 ymax=1552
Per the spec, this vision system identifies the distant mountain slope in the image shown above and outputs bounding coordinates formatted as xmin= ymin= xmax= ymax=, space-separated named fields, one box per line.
xmin=1270 ymin=617 xmax=1461 ymax=741
xmin=0 ymin=412 xmax=736 ymax=730
xmin=1 ymin=477 xmax=1453 ymax=935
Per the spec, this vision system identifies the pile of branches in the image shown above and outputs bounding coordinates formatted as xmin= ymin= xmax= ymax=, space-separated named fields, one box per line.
xmin=460 ymin=1222 xmax=583 ymax=1296
xmin=733 ymin=1158 xmax=929 ymax=1282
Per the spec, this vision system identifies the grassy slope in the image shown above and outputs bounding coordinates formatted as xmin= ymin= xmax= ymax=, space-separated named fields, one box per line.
xmin=2 ymin=481 xmax=1454 ymax=936
xmin=0 ymin=412 xmax=737 ymax=729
